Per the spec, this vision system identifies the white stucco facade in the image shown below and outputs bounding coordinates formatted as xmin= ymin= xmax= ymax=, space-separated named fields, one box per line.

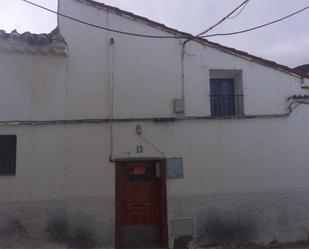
xmin=0 ymin=0 xmax=309 ymax=248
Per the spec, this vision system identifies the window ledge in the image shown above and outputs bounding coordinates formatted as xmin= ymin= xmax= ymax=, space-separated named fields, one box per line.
xmin=207 ymin=113 xmax=288 ymax=119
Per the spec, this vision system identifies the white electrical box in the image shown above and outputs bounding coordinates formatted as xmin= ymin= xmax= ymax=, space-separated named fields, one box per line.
xmin=173 ymin=99 xmax=184 ymax=114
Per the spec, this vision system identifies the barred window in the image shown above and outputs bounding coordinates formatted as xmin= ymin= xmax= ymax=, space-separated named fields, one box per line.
xmin=0 ymin=135 xmax=17 ymax=176
xmin=209 ymin=70 xmax=244 ymax=116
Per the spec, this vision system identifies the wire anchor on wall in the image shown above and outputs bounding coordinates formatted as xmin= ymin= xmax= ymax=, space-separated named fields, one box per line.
xmin=287 ymin=95 xmax=309 ymax=113
xmin=135 ymin=124 xmax=166 ymax=158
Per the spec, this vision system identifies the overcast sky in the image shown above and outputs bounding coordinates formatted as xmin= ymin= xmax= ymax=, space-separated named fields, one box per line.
xmin=0 ymin=0 xmax=308 ymax=67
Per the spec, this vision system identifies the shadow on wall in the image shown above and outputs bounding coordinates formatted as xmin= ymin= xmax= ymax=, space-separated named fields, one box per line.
xmin=197 ymin=208 xmax=258 ymax=245
xmin=0 ymin=213 xmax=101 ymax=249
xmin=0 ymin=217 xmax=28 ymax=236
xmin=46 ymin=216 xmax=99 ymax=249
xmin=0 ymin=217 xmax=28 ymax=247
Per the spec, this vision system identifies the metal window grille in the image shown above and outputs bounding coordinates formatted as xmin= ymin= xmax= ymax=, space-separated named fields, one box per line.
xmin=210 ymin=78 xmax=244 ymax=116
xmin=210 ymin=94 xmax=244 ymax=116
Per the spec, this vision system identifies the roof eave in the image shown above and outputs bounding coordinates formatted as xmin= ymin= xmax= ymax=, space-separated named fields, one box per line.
xmin=77 ymin=0 xmax=309 ymax=80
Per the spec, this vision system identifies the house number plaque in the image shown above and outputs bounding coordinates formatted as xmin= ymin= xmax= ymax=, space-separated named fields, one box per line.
xmin=136 ymin=145 xmax=143 ymax=153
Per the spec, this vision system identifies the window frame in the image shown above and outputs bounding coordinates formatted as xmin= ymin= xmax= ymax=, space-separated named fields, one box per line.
xmin=209 ymin=69 xmax=244 ymax=117
xmin=0 ymin=135 xmax=17 ymax=176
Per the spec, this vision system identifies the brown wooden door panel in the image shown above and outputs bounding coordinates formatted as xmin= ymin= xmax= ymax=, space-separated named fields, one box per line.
xmin=122 ymin=162 xmax=159 ymax=225
xmin=116 ymin=160 xmax=168 ymax=249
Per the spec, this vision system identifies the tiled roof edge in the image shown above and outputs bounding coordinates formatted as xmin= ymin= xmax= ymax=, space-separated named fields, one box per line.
xmin=0 ymin=27 xmax=67 ymax=46
xmin=79 ymin=0 xmax=309 ymax=79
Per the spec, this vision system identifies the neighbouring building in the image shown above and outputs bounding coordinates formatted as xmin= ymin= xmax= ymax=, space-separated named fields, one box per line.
xmin=1 ymin=0 xmax=309 ymax=248
xmin=295 ymin=64 xmax=309 ymax=75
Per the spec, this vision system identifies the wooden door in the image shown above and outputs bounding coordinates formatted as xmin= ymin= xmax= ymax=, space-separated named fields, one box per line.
xmin=116 ymin=160 xmax=168 ymax=249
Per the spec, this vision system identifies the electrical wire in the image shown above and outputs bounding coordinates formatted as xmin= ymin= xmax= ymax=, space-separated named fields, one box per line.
xmin=21 ymin=0 xmax=309 ymax=41
xmin=21 ymin=0 xmax=192 ymax=39
xmin=21 ymin=0 xmax=309 ymax=40
xmin=202 ymin=4 xmax=309 ymax=38
xmin=139 ymin=134 xmax=165 ymax=157
xmin=180 ymin=0 xmax=251 ymax=106
xmin=288 ymin=99 xmax=309 ymax=113
xmin=196 ymin=0 xmax=250 ymax=37
xmin=227 ymin=1 xmax=250 ymax=19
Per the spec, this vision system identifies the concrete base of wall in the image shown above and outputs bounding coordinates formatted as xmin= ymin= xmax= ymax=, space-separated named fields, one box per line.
xmin=0 ymin=198 xmax=115 ymax=249
xmin=168 ymin=189 xmax=309 ymax=247
xmin=1 ymin=190 xmax=309 ymax=248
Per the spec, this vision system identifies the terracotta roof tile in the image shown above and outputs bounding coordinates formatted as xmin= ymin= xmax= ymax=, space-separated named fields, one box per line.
xmin=0 ymin=27 xmax=66 ymax=46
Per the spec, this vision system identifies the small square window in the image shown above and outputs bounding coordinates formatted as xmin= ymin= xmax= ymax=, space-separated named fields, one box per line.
xmin=0 ymin=135 xmax=17 ymax=176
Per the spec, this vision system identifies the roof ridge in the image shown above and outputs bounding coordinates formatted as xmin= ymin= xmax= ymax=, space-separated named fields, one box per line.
xmin=77 ymin=0 xmax=309 ymax=79
xmin=79 ymin=0 xmax=192 ymax=37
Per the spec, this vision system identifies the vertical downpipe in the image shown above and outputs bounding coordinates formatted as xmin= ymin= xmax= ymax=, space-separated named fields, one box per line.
xmin=181 ymin=42 xmax=186 ymax=115
xmin=106 ymin=11 xmax=116 ymax=162
xmin=109 ymin=37 xmax=115 ymax=161
xmin=181 ymin=39 xmax=192 ymax=116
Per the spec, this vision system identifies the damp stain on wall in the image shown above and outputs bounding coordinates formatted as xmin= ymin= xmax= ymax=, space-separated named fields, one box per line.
xmin=46 ymin=216 xmax=99 ymax=249
xmin=198 ymin=209 xmax=258 ymax=244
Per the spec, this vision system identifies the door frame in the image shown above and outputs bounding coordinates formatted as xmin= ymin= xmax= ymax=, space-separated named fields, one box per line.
xmin=115 ymin=160 xmax=168 ymax=249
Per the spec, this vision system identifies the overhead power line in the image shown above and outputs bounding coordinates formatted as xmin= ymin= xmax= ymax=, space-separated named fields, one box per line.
xmin=196 ymin=0 xmax=250 ymax=37
xmin=227 ymin=1 xmax=250 ymax=19
xmin=21 ymin=0 xmax=309 ymax=39
xmin=21 ymin=0 xmax=192 ymax=39
xmin=203 ymin=4 xmax=309 ymax=38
